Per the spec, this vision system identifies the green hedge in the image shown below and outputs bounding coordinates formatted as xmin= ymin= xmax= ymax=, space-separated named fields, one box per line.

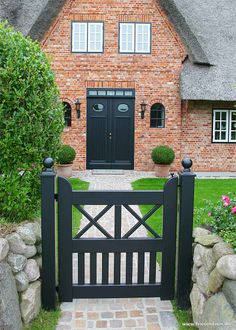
xmin=0 ymin=21 xmax=64 ymax=222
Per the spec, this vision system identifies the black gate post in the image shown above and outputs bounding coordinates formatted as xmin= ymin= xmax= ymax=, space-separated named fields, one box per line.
xmin=176 ymin=158 xmax=196 ymax=309
xmin=41 ymin=158 xmax=56 ymax=310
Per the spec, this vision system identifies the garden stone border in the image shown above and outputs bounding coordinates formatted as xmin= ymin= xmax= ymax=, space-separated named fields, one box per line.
xmin=0 ymin=220 xmax=42 ymax=328
xmin=190 ymin=227 xmax=236 ymax=328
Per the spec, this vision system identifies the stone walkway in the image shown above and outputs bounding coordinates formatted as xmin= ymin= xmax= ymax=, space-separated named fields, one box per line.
xmin=56 ymin=171 xmax=178 ymax=330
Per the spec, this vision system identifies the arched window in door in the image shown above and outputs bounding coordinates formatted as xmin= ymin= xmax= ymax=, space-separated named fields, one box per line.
xmin=63 ymin=102 xmax=72 ymax=127
xmin=150 ymin=103 xmax=165 ymax=128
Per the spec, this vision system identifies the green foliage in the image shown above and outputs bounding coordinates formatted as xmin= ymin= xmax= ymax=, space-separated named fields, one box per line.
xmin=202 ymin=193 xmax=236 ymax=251
xmin=0 ymin=21 xmax=64 ymax=222
xmin=57 ymin=144 xmax=76 ymax=164
xmin=151 ymin=145 xmax=175 ymax=165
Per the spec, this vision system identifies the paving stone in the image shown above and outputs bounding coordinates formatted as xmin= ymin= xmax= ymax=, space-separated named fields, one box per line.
xmin=147 ymin=325 xmax=161 ymax=330
xmin=147 ymin=314 xmax=159 ymax=323
xmin=87 ymin=312 xmax=99 ymax=320
xmin=115 ymin=311 xmax=128 ymax=318
xmin=74 ymin=319 xmax=86 ymax=328
xmin=146 ymin=307 xmax=157 ymax=313
xmin=109 ymin=319 xmax=123 ymax=328
xmin=75 ymin=311 xmax=84 ymax=318
xmin=130 ymin=309 xmax=144 ymax=317
xmin=96 ymin=320 xmax=108 ymax=328
xmin=124 ymin=318 xmax=136 ymax=327
xmin=159 ymin=311 xmax=178 ymax=328
xmin=60 ymin=311 xmax=72 ymax=322
xmin=101 ymin=312 xmax=113 ymax=318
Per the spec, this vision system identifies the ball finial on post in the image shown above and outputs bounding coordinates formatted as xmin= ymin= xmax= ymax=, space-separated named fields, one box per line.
xmin=182 ymin=158 xmax=192 ymax=172
xmin=43 ymin=157 xmax=54 ymax=170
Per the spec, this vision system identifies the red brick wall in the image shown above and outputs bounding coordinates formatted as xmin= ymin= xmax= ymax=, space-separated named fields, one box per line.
xmin=181 ymin=101 xmax=236 ymax=172
xmin=41 ymin=0 xmax=186 ymax=170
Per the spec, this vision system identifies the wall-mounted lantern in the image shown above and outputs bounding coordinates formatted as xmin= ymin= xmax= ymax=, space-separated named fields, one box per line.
xmin=75 ymin=99 xmax=81 ymax=119
xmin=140 ymin=100 xmax=147 ymax=119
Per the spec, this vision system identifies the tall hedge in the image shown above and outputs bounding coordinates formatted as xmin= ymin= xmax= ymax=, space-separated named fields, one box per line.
xmin=0 ymin=21 xmax=64 ymax=222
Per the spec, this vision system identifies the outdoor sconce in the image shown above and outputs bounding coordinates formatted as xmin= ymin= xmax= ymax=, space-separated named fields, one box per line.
xmin=140 ymin=100 xmax=147 ymax=119
xmin=75 ymin=98 xmax=81 ymax=119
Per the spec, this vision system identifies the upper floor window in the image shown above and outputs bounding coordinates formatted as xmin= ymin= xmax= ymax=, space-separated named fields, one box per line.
xmin=213 ymin=109 xmax=236 ymax=142
xmin=63 ymin=102 xmax=72 ymax=127
xmin=150 ymin=103 xmax=165 ymax=128
xmin=119 ymin=23 xmax=151 ymax=54
xmin=72 ymin=22 xmax=104 ymax=53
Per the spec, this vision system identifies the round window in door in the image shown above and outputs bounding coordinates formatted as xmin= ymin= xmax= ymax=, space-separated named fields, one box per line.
xmin=118 ymin=104 xmax=129 ymax=112
xmin=93 ymin=104 xmax=104 ymax=112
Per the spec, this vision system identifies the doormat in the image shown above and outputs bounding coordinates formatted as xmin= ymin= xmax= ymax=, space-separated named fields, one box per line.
xmin=92 ymin=170 xmax=124 ymax=175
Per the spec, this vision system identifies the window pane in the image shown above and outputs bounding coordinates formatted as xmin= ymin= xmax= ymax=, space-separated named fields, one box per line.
xmin=120 ymin=23 xmax=134 ymax=52
xmin=231 ymin=131 xmax=236 ymax=141
xmin=221 ymin=112 xmax=227 ymax=120
xmin=135 ymin=24 xmax=151 ymax=53
xmin=231 ymin=111 xmax=236 ymax=120
xmin=221 ymin=132 xmax=226 ymax=140
xmin=63 ymin=102 xmax=71 ymax=127
xmin=215 ymin=112 xmax=221 ymax=120
xmin=72 ymin=23 xmax=87 ymax=52
xmin=88 ymin=23 xmax=103 ymax=52
xmin=150 ymin=103 xmax=165 ymax=128
xmin=221 ymin=122 xmax=227 ymax=130
xmin=215 ymin=122 xmax=220 ymax=130
xmin=231 ymin=122 xmax=236 ymax=130
xmin=215 ymin=132 xmax=220 ymax=140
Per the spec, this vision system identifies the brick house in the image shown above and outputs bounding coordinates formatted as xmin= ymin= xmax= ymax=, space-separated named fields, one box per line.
xmin=1 ymin=0 xmax=236 ymax=171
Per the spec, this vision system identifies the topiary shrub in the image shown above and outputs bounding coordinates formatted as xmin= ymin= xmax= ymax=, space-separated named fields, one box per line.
xmin=57 ymin=145 xmax=76 ymax=164
xmin=0 ymin=21 xmax=64 ymax=222
xmin=151 ymin=145 xmax=175 ymax=165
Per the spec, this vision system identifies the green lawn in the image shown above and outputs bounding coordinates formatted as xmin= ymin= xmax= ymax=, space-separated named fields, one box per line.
xmin=69 ymin=178 xmax=89 ymax=237
xmin=132 ymin=177 xmax=236 ymax=330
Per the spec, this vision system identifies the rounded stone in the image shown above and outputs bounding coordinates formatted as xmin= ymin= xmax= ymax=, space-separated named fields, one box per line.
xmin=193 ymin=244 xmax=209 ymax=267
xmin=217 ymin=255 xmax=236 ymax=280
xmin=0 ymin=238 xmax=9 ymax=261
xmin=15 ymin=271 xmax=29 ymax=292
xmin=212 ymin=242 xmax=234 ymax=262
xmin=190 ymin=284 xmax=206 ymax=324
xmin=20 ymin=281 xmax=41 ymax=324
xmin=193 ymin=227 xmax=211 ymax=238
xmin=17 ymin=225 xmax=36 ymax=245
xmin=7 ymin=252 xmax=27 ymax=273
xmin=24 ymin=245 xmax=37 ymax=258
xmin=208 ymin=267 xmax=225 ymax=293
xmin=194 ymin=234 xmax=222 ymax=247
xmin=196 ymin=266 xmax=210 ymax=295
xmin=24 ymin=259 xmax=40 ymax=282
xmin=6 ymin=232 xmax=27 ymax=254
xmin=36 ymin=243 xmax=42 ymax=254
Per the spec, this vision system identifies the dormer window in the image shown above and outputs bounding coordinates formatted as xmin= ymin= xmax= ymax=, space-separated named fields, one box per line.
xmin=72 ymin=22 xmax=104 ymax=53
xmin=119 ymin=23 xmax=151 ymax=54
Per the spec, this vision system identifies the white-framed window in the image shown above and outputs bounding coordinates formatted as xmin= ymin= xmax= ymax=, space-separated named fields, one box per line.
xmin=119 ymin=23 xmax=151 ymax=54
xmin=212 ymin=109 xmax=236 ymax=142
xmin=72 ymin=22 xmax=103 ymax=53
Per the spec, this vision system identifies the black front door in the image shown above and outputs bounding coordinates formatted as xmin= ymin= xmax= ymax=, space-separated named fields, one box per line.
xmin=87 ymin=92 xmax=134 ymax=169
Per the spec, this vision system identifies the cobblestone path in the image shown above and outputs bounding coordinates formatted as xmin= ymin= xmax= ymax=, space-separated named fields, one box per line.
xmin=56 ymin=171 xmax=178 ymax=330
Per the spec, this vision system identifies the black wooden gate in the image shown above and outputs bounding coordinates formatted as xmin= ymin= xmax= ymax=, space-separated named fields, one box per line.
xmin=41 ymin=158 xmax=195 ymax=310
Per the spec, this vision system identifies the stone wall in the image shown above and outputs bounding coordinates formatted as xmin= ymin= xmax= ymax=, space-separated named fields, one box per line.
xmin=0 ymin=221 xmax=42 ymax=329
xmin=190 ymin=227 xmax=236 ymax=329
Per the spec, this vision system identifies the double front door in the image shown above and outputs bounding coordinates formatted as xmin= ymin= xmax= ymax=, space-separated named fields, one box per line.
xmin=87 ymin=94 xmax=134 ymax=169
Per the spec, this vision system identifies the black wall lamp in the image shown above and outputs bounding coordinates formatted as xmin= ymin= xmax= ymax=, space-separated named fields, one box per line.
xmin=140 ymin=100 xmax=147 ymax=119
xmin=75 ymin=98 xmax=81 ymax=119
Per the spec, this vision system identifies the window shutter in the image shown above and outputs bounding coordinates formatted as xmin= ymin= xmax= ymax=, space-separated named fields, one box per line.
xmin=120 ymin=23 xmax=134 ymax=52
xmin=72 ymin=23 xmax=87 ymax=52
xmin=136 ymin=24 xmax=151 ymax=53
xmin=88 ymin=23 xmax=103 ymax=52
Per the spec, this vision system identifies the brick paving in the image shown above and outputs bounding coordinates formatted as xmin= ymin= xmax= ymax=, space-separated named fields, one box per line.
xmin=56 ymin=171 xmax=178 ymax=330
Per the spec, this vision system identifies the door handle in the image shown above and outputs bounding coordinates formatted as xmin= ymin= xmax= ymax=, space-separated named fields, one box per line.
xmin=109 ymin=132 xmax=112 ymax=140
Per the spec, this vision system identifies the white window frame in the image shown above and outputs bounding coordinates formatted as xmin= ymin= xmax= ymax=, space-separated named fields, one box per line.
xmin=72 ymin=22 xmax=103 ymax=53
xmin=229 ymin=110 xmax=236 ymax=142
xmin=119 ymin=22 xmax=151 ymax=54
xmin=212 ymin=109 xmax=236 ymax=143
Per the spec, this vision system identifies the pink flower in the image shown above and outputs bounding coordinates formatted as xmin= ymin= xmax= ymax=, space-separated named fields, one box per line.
xmin=208 ymin=212 xmax=212 ymax=217
xmin=231 ymin=206 xmax=236 ymax=214
xmin=222 ymin=195 xmax=231 ymax=205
